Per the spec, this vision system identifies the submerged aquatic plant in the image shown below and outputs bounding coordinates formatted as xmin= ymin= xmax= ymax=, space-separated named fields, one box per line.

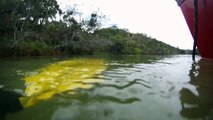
xmin=19 ymin=58 xmax=106 ymax=107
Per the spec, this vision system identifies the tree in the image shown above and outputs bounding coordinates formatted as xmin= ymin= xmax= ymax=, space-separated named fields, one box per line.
xmin=22 ymin=0 xmax=61 ymax=25
xmin=83 ymin=12 xmax=106 ymax=32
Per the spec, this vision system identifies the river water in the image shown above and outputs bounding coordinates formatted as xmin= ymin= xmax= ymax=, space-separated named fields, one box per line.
xmin=0 ymin=55 xmax=213 ymax=120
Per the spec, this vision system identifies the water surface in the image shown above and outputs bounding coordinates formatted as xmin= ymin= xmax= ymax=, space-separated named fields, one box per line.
xmin=0 ymin=55 xmax=213 ymax=120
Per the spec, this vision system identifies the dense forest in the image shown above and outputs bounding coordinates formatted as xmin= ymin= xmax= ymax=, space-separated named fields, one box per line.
xmin=0 ymin=0 xmax=185 ymax=57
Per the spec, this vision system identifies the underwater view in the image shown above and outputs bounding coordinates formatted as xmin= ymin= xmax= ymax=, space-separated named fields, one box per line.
xmin=0 ymin=55 xmax=213 ymax=120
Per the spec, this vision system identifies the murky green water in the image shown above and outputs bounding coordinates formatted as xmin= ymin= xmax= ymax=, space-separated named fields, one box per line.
xmin=0 ymin=55 xmax=213 ymax=120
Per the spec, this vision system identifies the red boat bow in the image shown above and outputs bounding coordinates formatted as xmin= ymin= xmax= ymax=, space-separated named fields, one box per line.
xmin=176 ymin=0 xmax=213 ymax=59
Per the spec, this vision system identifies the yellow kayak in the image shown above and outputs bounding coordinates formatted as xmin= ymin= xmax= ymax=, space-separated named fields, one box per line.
xmin=19 ymin=58 xmax=106 ymax=108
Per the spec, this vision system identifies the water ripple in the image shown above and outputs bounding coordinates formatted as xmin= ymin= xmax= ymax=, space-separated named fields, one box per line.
xmin=93 ymin=95 xmax=141 ymax=104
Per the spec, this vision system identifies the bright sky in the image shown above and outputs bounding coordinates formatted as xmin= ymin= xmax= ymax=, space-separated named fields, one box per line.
xmin=57 ymin=0 xmax=194 ymax=49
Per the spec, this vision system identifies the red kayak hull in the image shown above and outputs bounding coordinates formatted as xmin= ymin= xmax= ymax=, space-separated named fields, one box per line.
xmin=177 ymin=0 xmax=213 ymax=59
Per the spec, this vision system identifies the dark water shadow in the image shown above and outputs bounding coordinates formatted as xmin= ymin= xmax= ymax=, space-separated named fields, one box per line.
xmin=0 ymin=89 xmax=23 ymax=120
xmin=63 ymin=90 xmax=141 ymax=104
xmin=180 ymin=59 xmax=213 ymax=119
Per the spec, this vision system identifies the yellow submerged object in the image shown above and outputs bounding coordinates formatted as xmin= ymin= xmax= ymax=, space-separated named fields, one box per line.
xmin=19 ymin=58 xmax=106 ymax=108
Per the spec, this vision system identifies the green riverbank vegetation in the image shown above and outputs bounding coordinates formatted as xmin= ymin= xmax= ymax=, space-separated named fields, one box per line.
xmin=0 ymin=0 xmax=185 ymax=57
